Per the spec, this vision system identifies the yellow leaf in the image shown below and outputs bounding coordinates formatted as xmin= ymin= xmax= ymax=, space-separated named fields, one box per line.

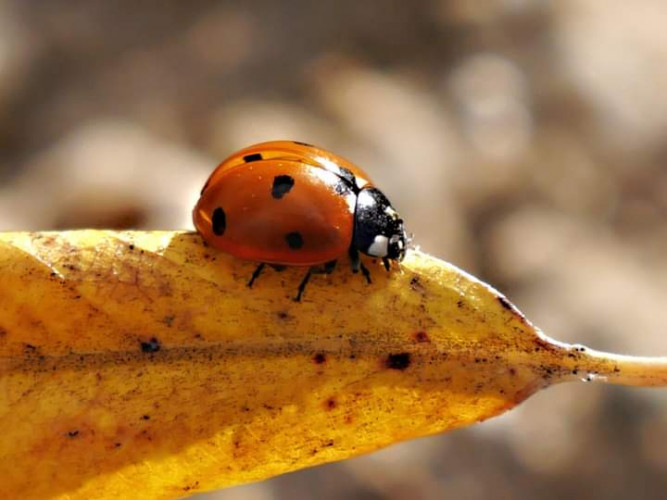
xmin=0 ymin=231 xmax=664 ymax=499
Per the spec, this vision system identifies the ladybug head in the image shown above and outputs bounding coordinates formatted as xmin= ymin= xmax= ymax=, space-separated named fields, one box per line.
xmin=353 ymin=187 xmax=407 ymax=262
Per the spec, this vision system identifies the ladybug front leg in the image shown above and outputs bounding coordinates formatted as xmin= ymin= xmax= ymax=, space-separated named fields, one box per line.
xmin=348 ymin=247 xmax=372 ymax=284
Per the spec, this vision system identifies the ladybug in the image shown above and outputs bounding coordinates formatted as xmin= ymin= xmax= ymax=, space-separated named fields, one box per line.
xmin=193 ymin=140 xmax=408 ymax=301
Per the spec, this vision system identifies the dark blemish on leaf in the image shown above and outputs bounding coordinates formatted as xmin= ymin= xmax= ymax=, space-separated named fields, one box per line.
xmin=128 ymin=244 xmax=135 ymax=251
xmin=183 ymin=482 xmax=200 ymax=493
xmin=114 ymin=442 xmax=122 ymax=448
xmin=325 ymin=398 xmax=337 ymax=410
xmin=413 ymin=331 xmax=430 ymax=343
xmin=324 ymin=439 xmax=334 ymax=447
xmin=24 ymin=343 xmax=37 ymax=352
xmin=572 ymin=370 xmax=578 ymax=375
xmin=509 ymin=368 xmax=517 ymax=376
xmin=277 ymin=311 xmax=290 ymax=320
xmin=313 ymin=353 xmax=327 ymax=364
xmin=162 ymin=315 xmax=175 ymax=327
xmin=141 ymin=415 xmax=150 ymax=420
xmin=344 ymin=415 xmax=354 ymax=425
xmin=409 ymin=275 xmax=427 ymax=295
xmin=140 ymin=337 xmax=161 ymax=353
xmin=272 ymin=175 xmax=295 ymax=199
xmin=457 ymin=299 xmax=465 ymax=308
xmin=67 ymin=430 xmax=79 ymax=438
xmin=386 ymin=352 xmax=411 ymax=370
xmin=498 ymin=296 xmax=513 ymax=311
xmin=243 ymin=153 xmax=263 ymax=163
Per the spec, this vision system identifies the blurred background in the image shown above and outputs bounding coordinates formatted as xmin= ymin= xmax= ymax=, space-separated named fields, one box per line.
xmin=1 ymin=0 xmax=666 ymax=498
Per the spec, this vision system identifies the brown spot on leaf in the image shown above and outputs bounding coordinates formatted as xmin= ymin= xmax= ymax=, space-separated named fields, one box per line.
xmin=162 ymin=315 xmax=175 ymax=327
xmin=325 ymin=398 xmax=337 ymax=410
xmin=413 ymin=331 xmax=430 ymax=343
xmin=409 ymin=275 xmax=426 ymax=295
xmin=385 ymin=352 xmax=412 ymax=370
xmin=313 ymin=353 xmax=326 ymax=364
xmin=67 ymin=430 xmax=79 ymax=438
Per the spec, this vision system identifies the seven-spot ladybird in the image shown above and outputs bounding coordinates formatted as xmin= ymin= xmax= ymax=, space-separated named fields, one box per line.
xmin=193 ymin=140 xmax=408 ymax=300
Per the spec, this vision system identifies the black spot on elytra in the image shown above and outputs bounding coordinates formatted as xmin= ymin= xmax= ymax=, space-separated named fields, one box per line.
xmin=285 ymin=232 xmax=304 ymax=250
xmin=140 ymin=337 xmax=161 ymax=353
xmin=272 ymin=175 xmax=295 ymax=199
xmin=386 ymin=352 xmax=411 ymax=370
xmin=497 ymin=296 xmax=513 ymax=311
xmin=212 ymin=207 xmax=226 ymax=236
xmin=313 ymin=353 xmax=326 ymax=364
xmin=243 ymin=153 xmax=263 ymax=163
xmin=293 ymin=141 xmax=314 ymax=147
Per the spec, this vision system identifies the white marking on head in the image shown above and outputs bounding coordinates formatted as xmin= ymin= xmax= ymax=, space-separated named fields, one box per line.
xmin=367 ymin=235 xmax=389 ymax=257
xmin=355 ymin=177 xmax=368 ymax=189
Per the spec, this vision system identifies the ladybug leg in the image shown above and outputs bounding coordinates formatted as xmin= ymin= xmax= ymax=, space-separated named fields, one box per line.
xmin=294 ymin=269 xmax=313 ymax=302
xmin=348 ymin=247 xmax=372 ymax=284
xmin=359 ymin=262 xmax=371 ymax=284
xmin=382 ymin=257 xmax=391 ymax=271
xmin=247 ymin=263 xmax=266 ymax=288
